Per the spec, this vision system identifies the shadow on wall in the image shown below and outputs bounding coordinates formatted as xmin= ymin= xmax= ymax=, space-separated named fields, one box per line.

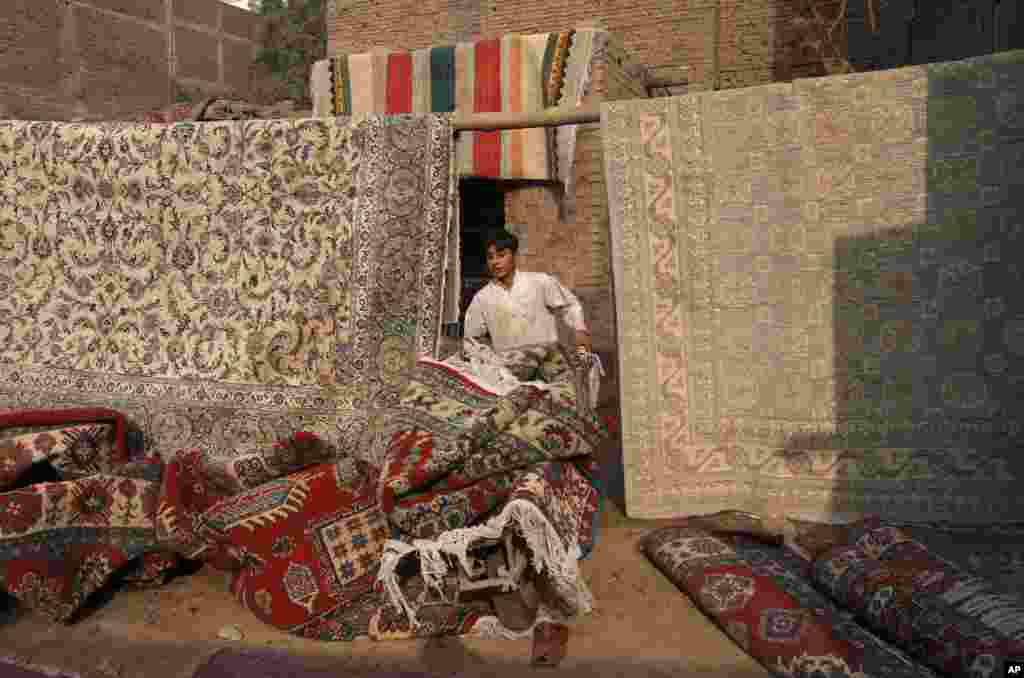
xmin=783 ymin=53 xmax=1024 ymax=523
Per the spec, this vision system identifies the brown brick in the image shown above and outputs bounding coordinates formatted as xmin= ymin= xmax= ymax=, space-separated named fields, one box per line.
xmin=174 ymin=0 xmax=220 ymax=30
xmin=223 ymin=39 xmax=256 ymax=92
xmin=175 ymin=25 xmax=220 ymax=82
xmin=222 ymin=3 xmax=267 ymax=42
xmin=0 ymin=0 xmax=67 ymax=89
xmin=89 ymin=0 xmax=165 ymax=25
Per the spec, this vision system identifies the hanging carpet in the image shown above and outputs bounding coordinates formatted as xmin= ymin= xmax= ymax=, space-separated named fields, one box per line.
xmin=0 ymin=113 xmax=454 ymax=463
xmin=311 ymin=33 xmax=572 ymax=181
xmin=602 ymin=50 xmax=1024 ymax=521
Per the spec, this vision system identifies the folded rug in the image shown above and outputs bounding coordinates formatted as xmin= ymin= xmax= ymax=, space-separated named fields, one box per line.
xmin=0 ymin=408 xmax=165 ymax=623
xmin=0 ymin=399 xmax=600 ymax=643
xmin=374 ymin=345 xmax=605 ymax=541
xmin=197 ymin=456 xmax=390 ymax=641
xmin=371 ymin=347 xmax=604 ymax=640
xmin=0 ymin=416 xmax=386 ymax=638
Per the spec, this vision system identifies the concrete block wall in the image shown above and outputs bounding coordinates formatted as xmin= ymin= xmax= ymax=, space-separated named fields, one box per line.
xmin=0 ymin=0 xmax=267 ymax=121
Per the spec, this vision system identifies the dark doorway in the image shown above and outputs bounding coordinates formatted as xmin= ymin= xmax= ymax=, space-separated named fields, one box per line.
xmin=458 ymin=179 xmax=504 ymax=326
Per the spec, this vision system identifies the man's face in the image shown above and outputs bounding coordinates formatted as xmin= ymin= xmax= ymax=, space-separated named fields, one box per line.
xmin=486 ymin=245 xmax=515 ymax=280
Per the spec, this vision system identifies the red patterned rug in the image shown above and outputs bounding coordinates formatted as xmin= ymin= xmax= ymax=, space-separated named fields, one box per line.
xmin=1 ymin=350 xmax=605 ymax=641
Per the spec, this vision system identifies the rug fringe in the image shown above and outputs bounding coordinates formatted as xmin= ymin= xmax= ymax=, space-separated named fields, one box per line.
xmin=377 ymin=497 xmax=591 ymax=634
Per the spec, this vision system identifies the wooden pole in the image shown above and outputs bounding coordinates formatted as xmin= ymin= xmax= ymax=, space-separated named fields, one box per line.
xmin=287 ymin=104 xmax=604 ymax=130
xmin=452 ymin=104 xmax=601 ymax=131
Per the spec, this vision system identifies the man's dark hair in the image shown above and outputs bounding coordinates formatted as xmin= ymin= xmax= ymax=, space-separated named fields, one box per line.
xmin=483 ymin=228 xmax=519 ymax=255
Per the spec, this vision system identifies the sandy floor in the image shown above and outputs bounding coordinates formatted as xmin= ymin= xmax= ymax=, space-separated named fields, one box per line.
xmin=0 ymin=495 xmax=770 ymax=678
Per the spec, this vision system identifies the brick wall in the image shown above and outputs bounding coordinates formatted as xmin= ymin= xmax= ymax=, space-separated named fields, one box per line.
xmin=0 ymin=0 xmax=267 ymax=121
xmin=322 ymin=0 xmax=860 ymax=414
xmin=328 ymin=0 xmax=852 ymax=92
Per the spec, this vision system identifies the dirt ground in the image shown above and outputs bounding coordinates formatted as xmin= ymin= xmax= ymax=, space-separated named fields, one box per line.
xmin=0 ymin=494 xmax=770 ymax=678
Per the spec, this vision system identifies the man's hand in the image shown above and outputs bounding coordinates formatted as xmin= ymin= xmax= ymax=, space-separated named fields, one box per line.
xmin=574 ymin=329 xmax=592 ymax=354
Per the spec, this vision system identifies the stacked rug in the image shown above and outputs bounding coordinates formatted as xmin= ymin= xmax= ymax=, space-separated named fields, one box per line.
xmin=0 ymin=344 xmax=604 ymax=641
xmin=0 ymin=113 xmax=454 ymax=464
xmin=370 ymin=345 xmax=605 ymax=640
xmin=0 ymin=408 xmax=164 ymax=623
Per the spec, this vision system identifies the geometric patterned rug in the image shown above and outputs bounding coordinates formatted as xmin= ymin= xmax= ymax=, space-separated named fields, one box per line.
xmin=602 ymin=50 xmax=1024 ymax=521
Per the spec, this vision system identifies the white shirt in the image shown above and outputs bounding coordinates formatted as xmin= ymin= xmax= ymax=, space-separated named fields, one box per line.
xmin=463 ymin=271 xmax=587 ymax=352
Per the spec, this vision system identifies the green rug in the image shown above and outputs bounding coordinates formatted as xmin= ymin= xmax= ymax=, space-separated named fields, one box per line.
xmin=602 ymin=51 xmax=1024 ymax=521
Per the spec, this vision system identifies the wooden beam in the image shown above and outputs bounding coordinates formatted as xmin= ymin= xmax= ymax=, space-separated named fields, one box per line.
xmin=645 ymin=77 xmax=689 ymax=90
xmin=452 ymin=104 xmax=602 ymax=131
xmin=287 ymin=105 xmax=604 ymax=130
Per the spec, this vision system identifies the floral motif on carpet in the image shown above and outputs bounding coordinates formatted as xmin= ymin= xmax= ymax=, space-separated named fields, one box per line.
xmin=0 ymin=114 xmax=454 ymax=461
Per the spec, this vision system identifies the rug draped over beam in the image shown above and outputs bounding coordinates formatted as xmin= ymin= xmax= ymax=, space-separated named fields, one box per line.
xmin=311 ymin=33 xmax=572 ymax=181
xmin=602 ymin=50 xmax=1024 ymax=521
xmin=0 ymin=114 xmax=454 ymax=462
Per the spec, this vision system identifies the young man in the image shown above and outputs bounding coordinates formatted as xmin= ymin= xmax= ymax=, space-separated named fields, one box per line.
xmin=463 ymin=228 xmax=592 ymax=354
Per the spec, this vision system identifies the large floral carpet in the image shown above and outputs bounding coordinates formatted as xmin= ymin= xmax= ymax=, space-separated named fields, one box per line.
xmin=602 ymin=50 xmax=1024 ymax=521
xmin=0 ymin=113 xmax=454 ymax=462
